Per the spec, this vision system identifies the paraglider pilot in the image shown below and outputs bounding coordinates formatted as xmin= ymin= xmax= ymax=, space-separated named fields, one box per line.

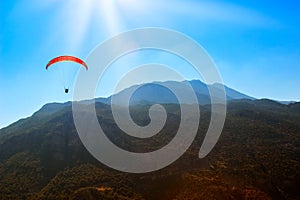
xmin=46 ymin=55 xmax=88 ymax=94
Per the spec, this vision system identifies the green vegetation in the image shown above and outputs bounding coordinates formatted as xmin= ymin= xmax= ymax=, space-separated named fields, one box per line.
xmin=0 ymin=100 xmax=299 ymax=199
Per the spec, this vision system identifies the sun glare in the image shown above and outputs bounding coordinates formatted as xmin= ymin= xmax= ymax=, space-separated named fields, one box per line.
xmin=97 ymin=0 xmax=122 ymax=35
xmin=34 ymin=0 xmax=152 ymax=52
xmin=36 ymin=0 xmax=124 ymax=52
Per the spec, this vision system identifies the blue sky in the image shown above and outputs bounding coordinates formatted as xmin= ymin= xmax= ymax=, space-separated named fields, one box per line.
xmin=0 ymin=0 xmax=300 ymax=128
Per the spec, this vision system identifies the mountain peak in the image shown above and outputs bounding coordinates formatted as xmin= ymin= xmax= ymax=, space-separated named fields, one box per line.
xmin=104 ymin=79 xmax=255 ymax=105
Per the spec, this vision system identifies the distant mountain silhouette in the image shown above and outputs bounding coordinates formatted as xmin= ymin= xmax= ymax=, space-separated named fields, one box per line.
xmin=96 ymin=79 xmax=255 ymax=105
xmin=0 ymin=79 xmax=299 ymax=199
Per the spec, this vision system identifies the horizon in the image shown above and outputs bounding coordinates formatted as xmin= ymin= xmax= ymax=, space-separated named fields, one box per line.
xmin=1 ymin=78 xmax=297 ymax=130
xmin=1 ymin=0 xmax=300 ymax=128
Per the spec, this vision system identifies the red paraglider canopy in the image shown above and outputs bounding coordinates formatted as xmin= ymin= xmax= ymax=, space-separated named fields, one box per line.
xmin=46 ymin=56 xmax=88 ymax=70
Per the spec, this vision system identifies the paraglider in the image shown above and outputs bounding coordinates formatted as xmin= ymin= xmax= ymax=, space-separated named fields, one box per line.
xmin=46 ymin=56 xmax=88 ymax=93
xmin=46 ymin=56 xmax=88 ymax=70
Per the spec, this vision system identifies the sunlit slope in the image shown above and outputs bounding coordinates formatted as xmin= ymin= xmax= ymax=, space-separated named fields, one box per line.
xmin=0 ymin=98 xmax=299 ymax=199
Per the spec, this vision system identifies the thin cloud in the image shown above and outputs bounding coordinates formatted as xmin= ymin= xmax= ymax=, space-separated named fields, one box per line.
xmin=119 ymin=0 xmax=277 ymax=28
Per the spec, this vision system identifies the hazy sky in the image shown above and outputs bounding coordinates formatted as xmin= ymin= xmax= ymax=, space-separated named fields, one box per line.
xmin=1 ymin=0 xmax=300 ymax=128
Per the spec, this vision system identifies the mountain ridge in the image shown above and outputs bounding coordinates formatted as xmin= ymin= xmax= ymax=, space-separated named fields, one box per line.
xmin=0 ymin=97 xmax=299 ymax=199
xmin=2 ymin=79 xmax=299 ymax=131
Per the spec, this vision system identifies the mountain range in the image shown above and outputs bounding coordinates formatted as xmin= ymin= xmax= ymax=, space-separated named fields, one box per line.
xmin=0 ymin=79 xmax=299 ymax=200
xmin=94 ymin=79 xmax=255 ymax=105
